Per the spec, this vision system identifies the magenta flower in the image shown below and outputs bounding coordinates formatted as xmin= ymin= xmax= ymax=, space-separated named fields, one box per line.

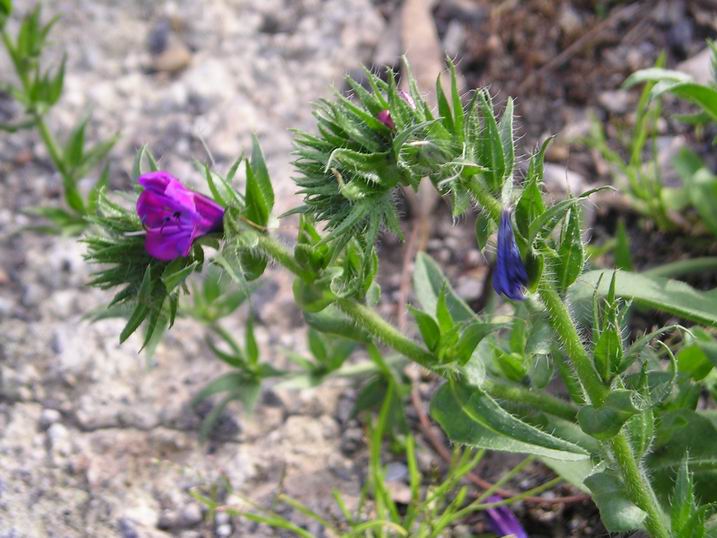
xmin=376 ymin=90 xmax=416 ymax=130
xmin=136 ymin=171 xmax=224 ymax=261
xmin=493 ymin=210 xmax=528 ymax=300
xmin=377 ymin=109 xmax=395 ymax=130
xmin=485 ymin=495 xmax=528 ymax=538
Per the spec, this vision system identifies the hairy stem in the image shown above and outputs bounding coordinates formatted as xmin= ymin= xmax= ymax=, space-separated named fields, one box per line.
xmin=254 ymin=233 xmax=313 ymax=281
xmin=538 ymin=282 xmax=607 ymax=406
xmin=610 ymin=434 xmax=669 ymax=538
xmin=482 ymin=379 xmax=577 ymax=421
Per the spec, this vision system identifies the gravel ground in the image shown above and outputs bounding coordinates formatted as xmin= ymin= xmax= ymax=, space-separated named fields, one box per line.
xmin=0 ymin=1 xmax=386 ymax=536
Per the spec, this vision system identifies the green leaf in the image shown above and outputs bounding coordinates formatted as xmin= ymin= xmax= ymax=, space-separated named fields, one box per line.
xmin=413 ymin=252 xmax=476 ymax=323
xmin=409 ymin=306 xmax=440 ymax=352
xmin=623 ymin=67 xmax=692 ymax=89
xmin=477 ymin=90 xmax=505 ymax=192
xmin=577 ymin=389 xmax=645 ymax=440
xmin=435 ymin=74 xmax=453 ymax=132
xmin=449 ymin=61 xmax=464 ymax=143
xmin=474 ymin=211 xmax=494 ymax=251
xmin=584 ymin=471 xmax=647 ymax=532
xmin=244 ymin=136 xmax=274 ymax=226
xmin=570 ymin=270 xmax=717 ymax=327
xmin=245 ymin=315 xmax=259 ymax=367
xmin=0 ymin=0 xmax=12 ymax=19
xmin=555 ymin=206 xmax=584 ymax=292
xmin=119 ymin=266 xmax=153 ymax=343
xmin=430 ymin=380 xmax=589 ymax=460
xmin=161 ymin=259 xmax=198 ymax=292
xmin=64 ymin=119 xmax=87 ymax=169
xmin=307 ymin=328 xmax=328 ymax=364
xmin=648 ymin=410 xmax=717 ymax=505
xmin=653 ymin=82 xmax=717 ymax=122
xmin=686 ymin=168 xmax=717 ymax=237
xmin=614 ymin=219 xmax=633 ymax=271
xmin=498 ymin=97 xmax=515 ymax=180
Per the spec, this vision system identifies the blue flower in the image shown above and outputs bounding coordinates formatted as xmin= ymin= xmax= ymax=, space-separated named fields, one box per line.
xmin=485 ymin=495 xmax=528 ymax=538
xmin=493 ymin=210 xmax=528 ymax=300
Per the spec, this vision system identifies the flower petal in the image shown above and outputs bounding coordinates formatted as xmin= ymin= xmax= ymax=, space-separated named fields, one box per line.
xmin=144 ymin=224 xmax=196 ymax=261
xmin=193 ymin=192 xmax=225 ymax=233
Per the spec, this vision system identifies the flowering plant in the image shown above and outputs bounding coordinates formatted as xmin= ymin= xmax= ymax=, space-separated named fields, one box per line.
xmin=5 ymin=3 xmax=717 ymax=537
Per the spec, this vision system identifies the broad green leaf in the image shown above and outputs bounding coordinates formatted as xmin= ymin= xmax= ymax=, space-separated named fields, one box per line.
xmin=653 ymin=82 xmax=717 ymax=122
xmin=413 ymin=252 xmax=476 ymax=323
xmin=623 ymin=67 xmax=692 ymax=88
xmin=570 ymin=270 xmax=717 ymax=327
xmin=584 ymin=471 xmax=647 ymax=532
xmin=648 ymin=410 xmax=717 ymax=504
xmin=430 ymin=380 xmax=589 ymax=460
xmin=540 ymin=457 xmax=593 ymax=493
xmin=577 ymin=389 xmax=645 ymax=440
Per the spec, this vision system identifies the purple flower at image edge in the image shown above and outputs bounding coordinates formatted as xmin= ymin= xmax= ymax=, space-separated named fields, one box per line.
xmin=485 ymin=495 xmax=528 ymax=538
xmin=492 ymin=210 xmax=528 ymax=301
xmin=136 ymin=171 xmax=224 ymax=261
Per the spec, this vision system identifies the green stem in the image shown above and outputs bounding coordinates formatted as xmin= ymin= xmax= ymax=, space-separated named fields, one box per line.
xmin=254 ymin=233 xmax=313 ymax=281
xmin=483 ymin=379 xmax=577 ymax=421
xmin=538 ymin=282 xmax=607 ymax=406
xmin=2 ymin=29 xmax=78 ymax=205
xmin=33 ymin=112 xmax=67 ymax=176
xmin=467 ymin=178 xmax=502 ymax=221
xmin=254 ymin=234 xmax=437 ymax=370
xmin=610 ymin=435 xmax=670 ymax=538
xmin=336 ymin=298 xmax=435 ymax=371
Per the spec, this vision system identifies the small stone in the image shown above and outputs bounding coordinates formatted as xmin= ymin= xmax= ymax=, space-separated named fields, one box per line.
xmin=215 ymin=512 xmax=231 ymax=525
xmin=384 ymin=462 xmax=407 ymax=482
xmin=543 ymin=163 xmax=586 ymax=194
xmin=558 ymin=4 xmax=582 ymax=38
xmin=117 ymin=518 xmax=140 ymax=538
xmin=442 ymin=21 xmax=465 ymax=58
xmin=455 ymin=276 xmax=483 ymax=302
xmin=598 ymin=90 xmax=630 ymax=114
xmin=216 ymin=523 xmax=232 ymax=537
xmin=157 ymin=510 xmax=180 ymax=530
xmin=39 ymin=408 xmax=62 ymax=430
xmin=180 ymin=503 xmax=203 ymax=526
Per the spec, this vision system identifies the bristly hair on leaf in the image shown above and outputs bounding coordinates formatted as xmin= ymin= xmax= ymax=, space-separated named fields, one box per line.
xmin=291 ymin=59 xmax=520 ymax=257
xmin=291 ymin=63 xmax=436 ymax=255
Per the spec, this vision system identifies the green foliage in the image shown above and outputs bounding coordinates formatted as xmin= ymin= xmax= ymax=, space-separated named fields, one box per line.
xmin=1 ymin=6 xmax=116 ymax=233
xmin=584 ymin=471 xmax=647 ymax=532
xmin=571 ymin=270 xmax=717 ymax=327
xmin=192 ymin=317 xmax=288 ymax=439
